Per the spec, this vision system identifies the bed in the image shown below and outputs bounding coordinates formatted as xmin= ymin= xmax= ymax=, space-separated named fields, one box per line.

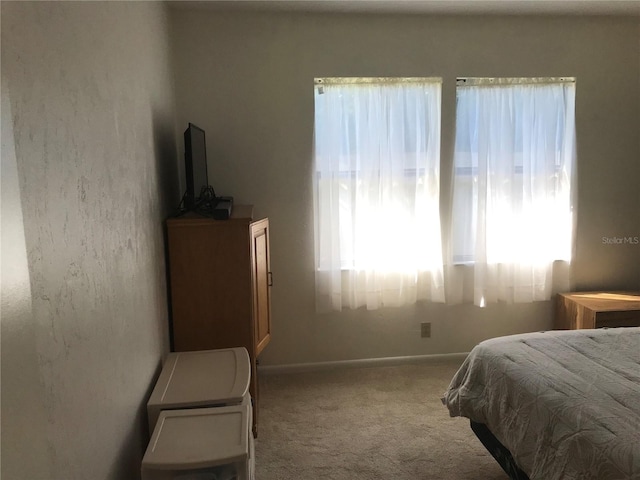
xmin=442 ymin=327 xmax=640 ymax=480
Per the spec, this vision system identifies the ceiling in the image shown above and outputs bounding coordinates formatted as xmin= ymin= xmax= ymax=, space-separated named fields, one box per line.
xmin=168 ymin=0 xmax=640 ymax=16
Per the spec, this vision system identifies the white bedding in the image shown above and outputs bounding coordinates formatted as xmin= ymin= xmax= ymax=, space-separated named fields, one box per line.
xmin=443 ymin=327 xmax=640 ymax=480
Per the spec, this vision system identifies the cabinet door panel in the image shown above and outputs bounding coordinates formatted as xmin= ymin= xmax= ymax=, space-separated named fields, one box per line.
xmin=251 ymin=220 xmax=271 ymax=356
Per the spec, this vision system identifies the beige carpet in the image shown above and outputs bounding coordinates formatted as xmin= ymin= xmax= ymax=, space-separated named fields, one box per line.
xmin=255 ymin=360 xmax=508 ymax=480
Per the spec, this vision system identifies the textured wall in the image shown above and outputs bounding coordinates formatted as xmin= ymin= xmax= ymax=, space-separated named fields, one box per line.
xmin=170 ymin=10 xmax=640 ymax=366
xmin=1 ymin=2 xmax=178 ymax=479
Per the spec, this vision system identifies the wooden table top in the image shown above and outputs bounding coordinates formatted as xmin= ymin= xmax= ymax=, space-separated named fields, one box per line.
xmin=559 ymin=292 xmax=640 ymax=312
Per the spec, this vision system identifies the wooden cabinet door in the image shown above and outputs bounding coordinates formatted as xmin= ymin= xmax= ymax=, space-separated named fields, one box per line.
xmin=250 ymin=219 xmax=271 ymax=356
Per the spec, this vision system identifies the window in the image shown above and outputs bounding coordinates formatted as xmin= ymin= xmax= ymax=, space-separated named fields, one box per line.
xmin=313 ymin=78 xmax=445 ymax=312
xmin=451 ymin=78 xmax=576 ymax=305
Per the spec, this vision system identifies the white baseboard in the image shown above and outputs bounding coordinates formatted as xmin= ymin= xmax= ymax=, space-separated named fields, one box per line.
xmin=258 ymin=352 xmax=469 ymax=375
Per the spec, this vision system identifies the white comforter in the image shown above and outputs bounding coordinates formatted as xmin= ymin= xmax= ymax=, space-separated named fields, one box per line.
xmin=443 ymin=328 xmax=640 ymax=480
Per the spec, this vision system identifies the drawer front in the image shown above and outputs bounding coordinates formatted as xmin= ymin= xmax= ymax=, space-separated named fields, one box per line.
xmin=595 ymin=311 xmax=640 ymax=328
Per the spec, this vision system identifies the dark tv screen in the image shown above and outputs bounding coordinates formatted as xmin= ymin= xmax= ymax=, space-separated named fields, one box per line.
xmin=184 ymin=123 xmax=209 ymax=209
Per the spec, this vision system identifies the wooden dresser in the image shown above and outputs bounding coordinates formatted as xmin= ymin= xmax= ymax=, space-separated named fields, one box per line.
xmin=555 ymin=291 xmax=640 ymax=330
xmin=165 ymin=205 xmax=272 ymax=436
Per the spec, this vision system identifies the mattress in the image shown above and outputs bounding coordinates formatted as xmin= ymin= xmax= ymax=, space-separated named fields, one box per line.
xmin=442 ymin=327 xmax=640 ymax=480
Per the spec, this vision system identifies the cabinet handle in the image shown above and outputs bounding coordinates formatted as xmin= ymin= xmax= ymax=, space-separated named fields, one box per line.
xmin=267 ymin=271 xmax=273 ymax=287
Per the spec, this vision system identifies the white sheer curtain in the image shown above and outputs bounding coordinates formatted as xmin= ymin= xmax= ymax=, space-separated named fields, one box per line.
xmin=450 ymin=78 xmax=576 ymax=306
xmin=313 ymin=78 xmax=445 ymax=312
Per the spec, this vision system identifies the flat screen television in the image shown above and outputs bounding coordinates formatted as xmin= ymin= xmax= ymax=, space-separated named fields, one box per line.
xmin=184 ymin=123 xmax=210 ymax=210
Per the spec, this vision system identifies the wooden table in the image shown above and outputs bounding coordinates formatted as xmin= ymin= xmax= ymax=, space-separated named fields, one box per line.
xmin=555 ymin=291 xmax=640 ymax=330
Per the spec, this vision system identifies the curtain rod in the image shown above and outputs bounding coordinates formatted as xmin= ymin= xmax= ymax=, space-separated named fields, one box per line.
xmin=315 ymin=77 xmax=442 ymax=86
xmin=457 ymin=77 xmax=576 ymax=87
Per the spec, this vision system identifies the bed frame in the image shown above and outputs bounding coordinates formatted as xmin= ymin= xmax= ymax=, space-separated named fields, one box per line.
xmin=470 ymin=421 xmax=530 ymax=480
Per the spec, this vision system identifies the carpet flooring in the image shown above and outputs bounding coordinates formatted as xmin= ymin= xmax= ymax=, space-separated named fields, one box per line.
xmin=254 ymin=359 xmax=508 ymax=480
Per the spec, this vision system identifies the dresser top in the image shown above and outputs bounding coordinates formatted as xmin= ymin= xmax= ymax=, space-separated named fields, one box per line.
xmin=559 ymin=292 xmax=640 ymax=312
xmin=167 ymin=204 xmax=255 ymax=226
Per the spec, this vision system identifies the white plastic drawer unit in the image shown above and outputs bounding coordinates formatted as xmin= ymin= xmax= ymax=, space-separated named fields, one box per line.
xmin=141 ymin=398 xmax=252 ymax=480
xmin=147 ymin=347 xmax=251 ymax=432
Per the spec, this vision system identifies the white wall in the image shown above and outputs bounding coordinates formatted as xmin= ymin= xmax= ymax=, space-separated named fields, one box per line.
xmin=1 ymin=2 xmax=178 ymax=479
xmin=170 ymin=10 xmax=640 ymax=366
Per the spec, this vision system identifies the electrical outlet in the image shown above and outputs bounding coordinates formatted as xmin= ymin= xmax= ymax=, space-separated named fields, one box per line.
xmin=421 ymin=322 xmax=431 ymax=338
